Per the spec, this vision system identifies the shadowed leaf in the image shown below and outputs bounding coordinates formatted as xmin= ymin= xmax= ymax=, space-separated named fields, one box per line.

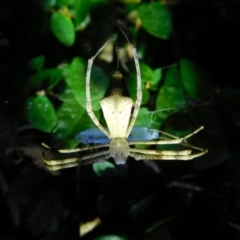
xmin=138 ymin=2 xmax=172 ymax=39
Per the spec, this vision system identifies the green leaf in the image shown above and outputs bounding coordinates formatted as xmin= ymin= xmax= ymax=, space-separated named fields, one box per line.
xmin=90 ymin=65 xmax=110 ymax=109
xmin=90 ymin=0 xmax=110 ymax=5
xmin=156 ymin=66 xmax=190 ymax=119
xmin=47 ymin=68 xmax=63 ymax=89
xmin=126 ymin=64 xmax=147 ymax=102
xmin=127 ymin=63 xmax=161 ymax=101
xmin=140 ymin=62 xmax=153 ymax=81
xmin=138 ymin=2 xmax=172 ymax=39
xmin=54 ymin=100 xmax=86 ymax=140
xmin=126 ymin=75 xmax=140 ymax=102
xmin=93 ymin=235 xmax=127 ymax=240
xmin=28 ymin=68 xmax=62 ymax=90
xmin=44 ymin=0 xmax=56 ymax=10
xmin=58 ymin=87 xmax=75 ymax=103
xmin=63 ymin=57 xmax=109 ymax=110
xmin=180 ymin=59 xmax=213 ymax=102
xmin=28 ymin=71 xmax=49 ymax=90
xmin=55 ymin=87 xmax=102 ymax=141
xmin=56 ymin=0 xmax=68 ymax=7
xmin=63 ymin=58 xmax=86 ymax=108
xmin=135 ymin=107 xmax=163 ymax=130
xmin=50 ymin=12 xmax=75 ymax=46
xmin=141 ymin=87 xmax=150 ymax=105
xmin=71 ymin=1 xmax=90 ymax=26
xmin=26 ymin=95 xmax=57 ymax=133
xmin=149 ymin=68 xmax=162 ymax=91
xmin=93 ymin=161 xmax=116 ymax=177
xmin=79 ymin=110 xmax=102 ymax=131
xmin=28 ymin=55 xmax=45 ymax=71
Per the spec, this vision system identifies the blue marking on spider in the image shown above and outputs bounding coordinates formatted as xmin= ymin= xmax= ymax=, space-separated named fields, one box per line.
xmin=76 ymin=127 xmax=160 ymax=144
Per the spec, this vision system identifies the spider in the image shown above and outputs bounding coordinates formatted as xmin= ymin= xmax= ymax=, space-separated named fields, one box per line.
xmin=42 ymin=29 xmax=207 ymax=171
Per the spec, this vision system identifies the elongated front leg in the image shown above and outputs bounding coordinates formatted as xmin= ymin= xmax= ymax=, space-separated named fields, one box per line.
xmin=86 ymin=37 xmax=114 ymax=138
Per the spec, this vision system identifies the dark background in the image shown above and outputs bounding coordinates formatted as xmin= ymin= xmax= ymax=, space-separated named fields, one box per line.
xmin=0 ymin=0 xmax=240 ymax=239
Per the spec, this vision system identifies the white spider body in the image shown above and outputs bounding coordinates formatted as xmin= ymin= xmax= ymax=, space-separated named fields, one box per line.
xmin=42 ymin=31 xmax=207 ymax=171
xmin=100 ymin=88 xmax=133 ymax=139
xmin=100 ymin=70 xmax=134 ymax=164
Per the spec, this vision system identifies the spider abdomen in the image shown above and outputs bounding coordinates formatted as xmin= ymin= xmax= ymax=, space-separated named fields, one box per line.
xmin=100 ymin=90 xmax=133 ymax=138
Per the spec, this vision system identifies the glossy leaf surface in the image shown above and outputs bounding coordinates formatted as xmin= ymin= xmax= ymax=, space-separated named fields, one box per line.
xmin=28 ymin=55 xmax=45 ymax=71
xmin=63 ymin=57 xmax=109 ymax=110
xmin=180 ymin=59 xmax=213 ymax=102
xmin=26 ymin=95 xmax=57 ymax=132
xmin=156 ymin=67 xmax=190 ymax=119
xmin=50 ymin=12 xmax=75 ymax=46
xmin=93 ymin=161 xmax=116 ymax=177
xmin=138 ymin=2 xmax=172 ymax=39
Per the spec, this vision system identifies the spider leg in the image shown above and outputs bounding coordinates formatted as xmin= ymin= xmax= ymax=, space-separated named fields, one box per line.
xmin=130 ymin=148 xmax=192 ymax=155
xmin=129 ymin=138 xmax=185 ymax=145
xmin=44 ymin=154 xmax=110 ymax=171
xmin=42 ymin=142 xmax=109 ymax=153
xmin=157 ymin=126 xmax=204 ymax=141
xmin=43 ymin=150 xmax=110 ymax=171
xmin=126 ymin=45 xmax=142 ymax=138
xmin=130 ymin=149 xmax=207 ymax=161
xmin=80 ymin=153 xmax=110 ymax=165
xmin=86 ymin=37 xmax=114 ymax=138
xmin=129 ymin=126 xmax=204 ymax=145
xmin=117 ymin=25 xmax=142 ymax=138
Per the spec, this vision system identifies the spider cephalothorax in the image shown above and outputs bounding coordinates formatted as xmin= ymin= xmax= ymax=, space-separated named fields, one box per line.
xmin=109 ymin=138 xmax=129 ymax=164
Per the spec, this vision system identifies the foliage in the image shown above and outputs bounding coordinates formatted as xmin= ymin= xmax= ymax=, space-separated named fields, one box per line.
xmin=138 ymin=2 xmax=172 ymax=39
xmin=1 ymin=0 xmax=240 ymax=240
